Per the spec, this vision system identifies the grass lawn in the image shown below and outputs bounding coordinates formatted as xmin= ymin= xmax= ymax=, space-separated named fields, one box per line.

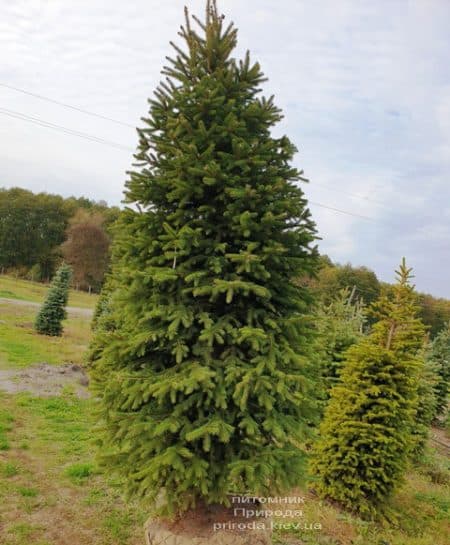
xmin=0 ymin=301 xmax=92 ymax=369
xmin=0 ymin=392 xmax=145 ymax=545
xmin=272 ymin=454 xmax=450 ymax=545
xmin=1 ymin=387 xmax=448 ymax=545
xmin=0 ymin=274 xmax=98 ymax=309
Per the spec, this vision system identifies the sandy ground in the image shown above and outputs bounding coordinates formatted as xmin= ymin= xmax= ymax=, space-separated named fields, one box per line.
xmin=0 ymin=363 xmax=90 ymax=398
xmin=0 ymin=297 xmax=93 ymax=317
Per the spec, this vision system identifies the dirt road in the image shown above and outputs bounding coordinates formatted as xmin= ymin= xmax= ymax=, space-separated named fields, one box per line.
xmin=0 ymin=297 xmax=93 ymax=317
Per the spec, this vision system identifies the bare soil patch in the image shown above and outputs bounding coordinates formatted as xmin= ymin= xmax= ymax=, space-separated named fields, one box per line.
xmin=0 ymin=363 xmax=90 ymax=398
xmin=145 ymin=499 xmax=272 ymax=545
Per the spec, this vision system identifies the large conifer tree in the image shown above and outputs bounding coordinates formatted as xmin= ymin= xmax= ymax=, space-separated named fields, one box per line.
xmin=310 ymin=259 xmax=426 ymax=518
xmin=90 ymin=1 xmax=319 ymax=514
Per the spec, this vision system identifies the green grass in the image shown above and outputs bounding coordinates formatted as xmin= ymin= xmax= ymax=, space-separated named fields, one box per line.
xmin=0 ymin=289 xmax=27 ymax=300
xmin=6 ymin=522 xmax=40 ymax=540
xmin=0 ymin=301 xmax=92 ymax=369
xmin=0 ymin=274 xmax=98 ymax=309
xmin=271 ymin=451 xmax=450 ymax=545
xmin=3 ymin=389 xmax=446 ymax=545
xmin=65 ymin=462 xmax=96 ymax=483
xmin=2 ymin=461 xmax=19 ymax=477
xmin=0 ymin=279 xmax=137 ymax=543
xmin=0 ymin=392 xmax=145 ymax=545
xmin=17 ymin=486 xmax=39 ymax=497
xmin=0 ymin=406 xmax=14 ymax=449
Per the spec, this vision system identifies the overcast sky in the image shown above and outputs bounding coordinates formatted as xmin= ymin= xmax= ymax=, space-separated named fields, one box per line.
xmin=1 ymin=0 xmax=449 ymax=297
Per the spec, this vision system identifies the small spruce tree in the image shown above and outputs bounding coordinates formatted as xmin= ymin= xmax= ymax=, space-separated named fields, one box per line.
xmin=411 ymin=342 xmax=439 ymax=457
xmin=315 ymin=287 xmax=366 ymax=395
xmin=35 ymin=263 xmax=72 ymax=336
xmin=88 ymin=273 xmax=116 ymax=366
xmin=427 ymin=324 xmax=450 ymax=420
xmin=310 ymin=259 xmax=426 ymax=518
xmin=90 ymin=0 xmax=319 ymax=514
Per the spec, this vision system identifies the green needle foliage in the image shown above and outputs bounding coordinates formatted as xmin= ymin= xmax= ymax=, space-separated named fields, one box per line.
xmin=411 ymin=343 xmax=439 ymax=457
xmin=315 ymin=287 xmax=366 ymax=395
xmin=35 ymin=263 xmax=72 ymax=336
xmin=90 ymin=0 xmax=319 ymax=515
xmin=310 ymin=259 xmax=426 ymax=518
xmin=427 ymin=324 xmax=450 ymax=420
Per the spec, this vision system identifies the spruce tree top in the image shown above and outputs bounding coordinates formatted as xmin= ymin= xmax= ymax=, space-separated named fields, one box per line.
xmin=370 ymin=258 xmax=425 ymax=355
xmin=123 ymin=0 xmax=318 ymax=288
xmin=92 ymin=0 xmax=319 ymax=515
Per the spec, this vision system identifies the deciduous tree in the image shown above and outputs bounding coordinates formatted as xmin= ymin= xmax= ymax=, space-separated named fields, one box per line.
xmin=61 ymin=211 xmax=110 ymax=292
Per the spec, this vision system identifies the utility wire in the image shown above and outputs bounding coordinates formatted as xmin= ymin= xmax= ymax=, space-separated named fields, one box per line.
xmin=0 ymin=108 xmax=134 ymax=152
xmin=312 ymin=181 xmax=389 ymax=209
xmin=0 ymin=82 xmax=135 ymax=128
xmin=1 ymin=104 xmax=384 ymax=222
xmin=0 ymin=82 xmax=400 ymax=214
xmin=0 ymin=83 xmax=399 ymax=213
xmin=309 ymin=200 xmax=376 ymax=221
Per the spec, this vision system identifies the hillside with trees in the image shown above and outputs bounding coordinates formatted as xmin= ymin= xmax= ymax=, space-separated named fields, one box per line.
xmin=0 ymin=187 xmax=118 ymax=289
xmin=1 ymin=185 xmax=449 ymax=330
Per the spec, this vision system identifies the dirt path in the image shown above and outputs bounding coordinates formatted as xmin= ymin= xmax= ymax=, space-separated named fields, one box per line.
xmin=0 ymin=297 xmax=93 ymax=317
xmin=430 ymin=427 xmax=450 ymax=455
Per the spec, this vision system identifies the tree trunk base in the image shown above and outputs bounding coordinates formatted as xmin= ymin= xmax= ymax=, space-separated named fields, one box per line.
xmin=144 ymin=502 xmax=272 ymax=545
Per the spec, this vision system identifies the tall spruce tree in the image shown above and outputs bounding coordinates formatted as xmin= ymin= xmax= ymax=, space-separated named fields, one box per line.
xmin=310 ymin=259 xmax=426 ymax=518
xmin=35 ymin=263 xmax=72 ymax=336
xmin=90 ymin=0 xmax=319 ymax=514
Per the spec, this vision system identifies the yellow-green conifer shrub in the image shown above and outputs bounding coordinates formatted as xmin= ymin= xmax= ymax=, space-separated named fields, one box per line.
xmin=310 ymin=259 xmax=426 ymax=518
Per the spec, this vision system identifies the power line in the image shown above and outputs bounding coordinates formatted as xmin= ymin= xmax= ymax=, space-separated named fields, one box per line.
xmin=0 ymin=84 xmax=408 ymax=217
xmin=0 ymin=104 xmax=383 ymax=222
xmin=312 ymin=181 xmax=390 ymax=209
xmin=0 ymin=84 xmax=398 ymax=215
xmin=0 ymin=82 xmax=135 ymax=128
xmin=0 ymin=108 xmax=134 ymax=152
xmin=309 ymin=200 xmax=376 ymax=221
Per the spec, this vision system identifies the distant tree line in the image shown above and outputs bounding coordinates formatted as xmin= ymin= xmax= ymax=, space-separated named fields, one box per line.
xmin=305 ymin=255 xmax=450 ymax=337
xmin=1 ymin=187 xmax=449 ymax=324
xmin=0 ymin=187 xmax=119 ymax=292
